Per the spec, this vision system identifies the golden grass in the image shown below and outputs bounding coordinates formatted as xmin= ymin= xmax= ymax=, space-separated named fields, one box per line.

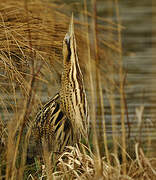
xmin=0 ymin=0 xmax=155 ymax=179
xmin=25 ymin=143 xmax=156 ymax=179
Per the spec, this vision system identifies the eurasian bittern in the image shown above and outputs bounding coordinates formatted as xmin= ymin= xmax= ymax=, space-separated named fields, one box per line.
xmin=34 ymin=15 xmax=89 ymax=152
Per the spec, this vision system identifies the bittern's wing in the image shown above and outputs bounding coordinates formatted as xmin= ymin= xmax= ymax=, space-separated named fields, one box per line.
xmin=34 ymin=93 xmax=73 ymax=152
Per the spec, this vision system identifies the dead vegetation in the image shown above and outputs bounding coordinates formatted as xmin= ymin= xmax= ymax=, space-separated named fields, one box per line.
xmin=0 ymin=0 xmax=155 ymax=179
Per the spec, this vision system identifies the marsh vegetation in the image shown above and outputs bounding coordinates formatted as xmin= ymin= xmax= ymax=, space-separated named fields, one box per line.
xmin=0 ymin=0 xmax=155 ymax=179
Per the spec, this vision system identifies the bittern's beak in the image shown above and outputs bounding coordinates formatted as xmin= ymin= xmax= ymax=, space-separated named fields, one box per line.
xmin=68 ymin=13 xmax=74 ymax=36
xmin=65 ymin=14 xmax=74 ymax=42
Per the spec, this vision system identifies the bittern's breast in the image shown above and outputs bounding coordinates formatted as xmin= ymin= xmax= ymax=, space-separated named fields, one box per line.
xmin=60 ymin=68 xmax=88 ymax=138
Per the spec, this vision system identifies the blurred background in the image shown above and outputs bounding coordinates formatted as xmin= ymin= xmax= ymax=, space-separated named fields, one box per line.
xmin=0 ymin=0 xmax=155 ymax=158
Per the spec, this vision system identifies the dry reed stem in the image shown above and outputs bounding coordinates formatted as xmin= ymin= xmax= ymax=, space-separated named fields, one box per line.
xmin=83 ymin=0 xmax=101 ymax=176
xmin=99 ymin=75 xmax=110 ymax=165
xmin=114 ymin=0 xmax=127 ymax=175
xmin=90 ymin=0 xmax=103 ymax=178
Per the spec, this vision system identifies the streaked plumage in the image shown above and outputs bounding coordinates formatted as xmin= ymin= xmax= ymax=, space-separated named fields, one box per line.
xmin=34 ymin=15 xmax=89 ymax=152
xmin=35 ymin=93 xmax=73 ymax=152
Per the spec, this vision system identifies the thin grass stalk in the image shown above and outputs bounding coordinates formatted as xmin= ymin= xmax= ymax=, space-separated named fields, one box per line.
xmin=82 ymin=0 xmax=95 ymax=157
xmin=91 ymin=0 xmax=102 ymax=176
xmin=83 ymin=0 xmax=101 ymax=175
xmin=18 ymin=124 xmax=32 ymax=179
xmin=114 ymin=0 xmax=127 ymax=174
xmin=151 ymin=0 xmax=156 ymax=158
xmin=146 ymin=120 xmax=152 ymax=157
xmin=7 ymin=83 xmax=19 ymax=179
xmin=109 ymin=93 xmax=118 ymax=156
xmin=6 ymin=116 xmax=19 ymax=180
xmin=135 ymin=143 xmax=150 ymax=180
xmin=83 ymin=0 xmax=94 ymax=147
xmin=122 ymin=72 xmax=131 ymax=139
xmin=92 ymin=0 xmax=102 ymax=139
xmin=107 ymin=0 xmax=119 ymax=158
xmin=0 ymin=13 xmax=11 ymax=60
xmin=98 ymin=73 xmax=110 ymax=165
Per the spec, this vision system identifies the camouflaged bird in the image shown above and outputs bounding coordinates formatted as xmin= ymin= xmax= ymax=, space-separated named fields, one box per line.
xmin=34 ymin=15 xmax=89 ymax=153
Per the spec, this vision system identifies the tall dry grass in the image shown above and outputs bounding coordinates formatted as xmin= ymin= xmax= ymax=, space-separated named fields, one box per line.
xmin=0 ymin=0 xmax=156 ymax=179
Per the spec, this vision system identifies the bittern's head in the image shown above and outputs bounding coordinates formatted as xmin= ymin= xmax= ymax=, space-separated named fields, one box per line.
xmin=62 ymin=14 xmax=77 ymax=66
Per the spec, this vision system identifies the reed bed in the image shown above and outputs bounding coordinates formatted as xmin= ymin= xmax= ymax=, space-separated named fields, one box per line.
xmin=0 ymin=0 xmax=155 ymax=179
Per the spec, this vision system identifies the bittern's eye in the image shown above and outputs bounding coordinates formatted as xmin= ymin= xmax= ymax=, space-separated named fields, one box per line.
xmin=65 ymin=35 xmax=70 ymax=45
xmin=64 ymin=35 xmax=71 ymax=62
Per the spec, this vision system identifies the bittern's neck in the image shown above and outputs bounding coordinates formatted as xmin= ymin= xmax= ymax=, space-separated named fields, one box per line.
xmin=60 ymin=16 xmax=89 ymax=138
xmin=60 ymin=53 xmax=86 ymax=117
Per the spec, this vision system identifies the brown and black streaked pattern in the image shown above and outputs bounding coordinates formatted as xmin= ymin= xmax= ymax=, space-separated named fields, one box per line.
xmin=34 ymin=15 xmax=89 ymax=153
xmin=60 ymin=15 xmax=89 ymax=140
xmin=35 ymin=93 xmax=73 ymax=152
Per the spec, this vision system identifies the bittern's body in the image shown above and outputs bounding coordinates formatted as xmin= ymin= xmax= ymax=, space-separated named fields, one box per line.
xmin=35 ymin=15 xmax=89 ymax=152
